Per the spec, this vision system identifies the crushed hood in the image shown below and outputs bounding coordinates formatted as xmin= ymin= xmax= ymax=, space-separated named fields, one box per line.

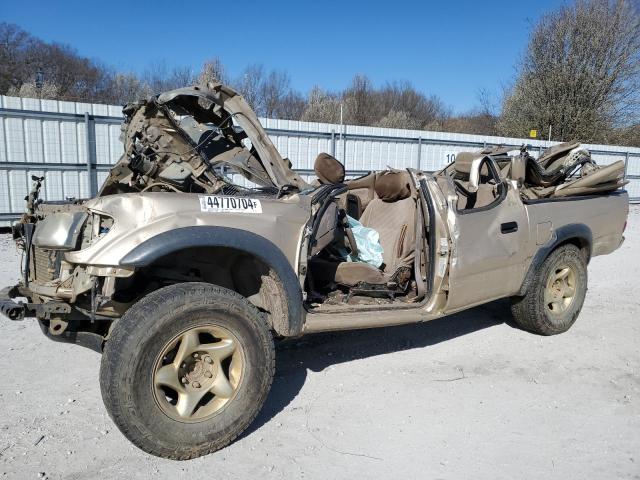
xmin=100 ymin=83 xmax=309 ymax=196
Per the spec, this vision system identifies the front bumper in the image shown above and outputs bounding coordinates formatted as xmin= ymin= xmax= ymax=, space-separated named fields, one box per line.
xmin=0 ymin=284 xmax=71 ymax=321
xmin=1 ymin=284 xmax=105 ymax=353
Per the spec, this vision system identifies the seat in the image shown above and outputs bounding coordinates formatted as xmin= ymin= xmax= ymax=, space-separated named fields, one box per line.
xmin=313 ymin=152 xmax=373 ymax=219
xmin=452 ymin=152 xmax=499 ymax=210
xmin=314 ymin=152 xmax=345 ymax=184
xmin=334 ymin=170 xmax=416 ymax=289
xmin=345 ymin=171 xmax=377 ymax=218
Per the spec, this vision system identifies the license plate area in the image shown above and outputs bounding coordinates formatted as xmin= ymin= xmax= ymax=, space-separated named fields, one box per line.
xmin=199 ymin=196 xmax=262 ymax=213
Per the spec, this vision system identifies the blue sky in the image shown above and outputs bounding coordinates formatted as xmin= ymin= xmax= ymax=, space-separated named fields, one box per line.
xmin=2 ymin=0 xmax=568 ymax=112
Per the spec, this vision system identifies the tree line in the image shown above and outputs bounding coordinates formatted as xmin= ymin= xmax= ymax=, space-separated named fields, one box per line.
xmin=0 ymin=0 xmax=638 ymax=146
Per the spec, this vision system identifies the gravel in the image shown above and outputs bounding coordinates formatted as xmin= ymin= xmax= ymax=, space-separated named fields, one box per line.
xmin=0 ymin=207 xmax=638 ymax=479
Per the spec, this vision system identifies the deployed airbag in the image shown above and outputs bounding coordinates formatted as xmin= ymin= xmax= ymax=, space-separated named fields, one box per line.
xmin=345 ymin=216 xmax=384 ymax=268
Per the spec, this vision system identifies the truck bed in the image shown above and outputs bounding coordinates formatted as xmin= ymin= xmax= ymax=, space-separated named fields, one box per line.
xmin=524 ymin=190 xmax=628 ymax=257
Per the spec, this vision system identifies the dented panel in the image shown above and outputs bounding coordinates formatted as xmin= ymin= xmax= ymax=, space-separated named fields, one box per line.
xmin=32 ymin=211 xmax=88 ymax=250
xmin=3 ymin=84 xmax=630 ymax=341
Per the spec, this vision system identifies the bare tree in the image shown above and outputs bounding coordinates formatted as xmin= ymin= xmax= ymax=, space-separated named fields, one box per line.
xmin=144 ymin=62 xmax=196 ymax=94
xmin=103 ymin=72 xmax=151 ymax=105
xmin=476 ymin=87 xmax=498 ymax=117
xmin=437 ymin=113 xmax=499 ymax=136
xmin=605 ymin=122 xmax=640 ymax=146
xmin=499 ymin=0 xmax=640 ymax=142
xmin=342 ymin=74 xmax=377 ymax=125
xmin=277 ymin=90 xmax=306 ymax=120
xmin=377 ymin=81 xmax=449 ymax=128
xmin=260 ymin=69 xmax=292 ymax=118
xmin=2 ymin=21 xmax=523 ymax=140
xmin=236 ymin=64 xmax=265 ymax=112
xmin=435 ymin=88 xmax=500 ymax=136
xmin=198 ymin=57 xmax=227 ymax=87
xmin=376 ymin=110 xmax=423 ymax=129
xmin=233 ymin=65 xmax=303 ymax=119
xmin=0 ymin=23 xmax=40 ymax=93
xmin=300 ymin=77 xmax=451 ymax=129
xmin=301 ymin=86 xmax=341 ymax=123
xmin=7 ymin=76 xmax=59 ymax=99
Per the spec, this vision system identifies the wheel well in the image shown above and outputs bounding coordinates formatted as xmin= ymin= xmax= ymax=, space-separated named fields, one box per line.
xmin=113 ymin=246 xmax=290 ymax=335
xmin=518 ymin=230 xmax=592 ymax=297
xmin=555 ymin=237 xmax=591 ymax=263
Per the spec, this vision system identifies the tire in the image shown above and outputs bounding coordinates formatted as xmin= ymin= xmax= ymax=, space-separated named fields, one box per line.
xmin=100 ymin=282 xmax=275 ymax=460
xmin=510 ymin=244 xmax=588 ymax=335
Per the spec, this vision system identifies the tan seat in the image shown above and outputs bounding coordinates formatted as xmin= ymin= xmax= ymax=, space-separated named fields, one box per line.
xmin=314 ymin=152 xmax=345 ymax=184
xmin=313 ymin=152 xmax=364 ymax=218
xmin=452 ymin=152 xmax=499 ymax=210
xmin=345 ymin=171 xmax=377 ymax=215
xmin=335 ymin=170 xmax=416 ymax=287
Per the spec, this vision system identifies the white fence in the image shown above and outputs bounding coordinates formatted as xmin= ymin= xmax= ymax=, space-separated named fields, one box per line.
xmin=1 ymin=95 xmax=639 ymax=225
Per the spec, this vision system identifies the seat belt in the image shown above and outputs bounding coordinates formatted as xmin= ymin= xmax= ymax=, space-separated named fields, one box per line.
xmin=406 ymin=172 xmax=426 ymax=300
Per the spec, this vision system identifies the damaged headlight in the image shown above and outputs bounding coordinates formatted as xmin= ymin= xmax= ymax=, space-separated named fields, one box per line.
xmin=29 ymin=210 xmax=115 ymax=252
xmin=79 ymin=212 xmax=114 ymax=250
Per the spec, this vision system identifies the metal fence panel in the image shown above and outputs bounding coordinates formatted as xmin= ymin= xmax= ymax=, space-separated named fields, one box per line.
xmin=2 ymin=95 xmax=640 ymax=225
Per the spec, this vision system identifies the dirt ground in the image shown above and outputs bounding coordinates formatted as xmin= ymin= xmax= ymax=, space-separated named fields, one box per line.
xmin=0 ymin=208 xmax=638 ymax=480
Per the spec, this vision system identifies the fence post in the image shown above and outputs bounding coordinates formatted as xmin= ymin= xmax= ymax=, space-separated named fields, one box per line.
xmin=331 ymin=129 xmax=336 ymax=157
xmin=84 ymin=112 xmax=97 ymax=197
xmin=342 ymin=128 xmax=347 ymax=169
xmin=623 ymin=151 xmax=630 ymax=180
xmin=417 ymin=136 xmax=422 ymax=171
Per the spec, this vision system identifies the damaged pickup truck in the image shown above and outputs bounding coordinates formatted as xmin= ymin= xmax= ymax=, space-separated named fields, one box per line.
xmin=1 ymin=83 xmax=629 ymax=459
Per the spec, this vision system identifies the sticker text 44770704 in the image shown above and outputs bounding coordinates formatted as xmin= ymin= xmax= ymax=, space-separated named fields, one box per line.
xmin=199 ymin=196 xmax=263 ymax=213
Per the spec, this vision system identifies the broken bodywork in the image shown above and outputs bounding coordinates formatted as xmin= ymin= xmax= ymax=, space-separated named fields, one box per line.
xmin=5 ymin=83 xmax=317 ymax=346
xmin=101 ymin=83 xmax=309 ymax=195
xmin=0 ymin=82 xmax=631 ymax=461
xmin=0 ymin=84 xmax=629 ymax=353
xmin=444 ymin=141 xmax=628 ymax=202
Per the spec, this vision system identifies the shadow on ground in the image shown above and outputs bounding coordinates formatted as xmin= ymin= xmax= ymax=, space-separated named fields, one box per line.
xmin=242 ymin=298 xmax=512 ymax=438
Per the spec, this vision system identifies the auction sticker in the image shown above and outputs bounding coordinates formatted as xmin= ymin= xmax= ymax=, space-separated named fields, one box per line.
xmin=199 ymin=196 xmax=262 ymax=213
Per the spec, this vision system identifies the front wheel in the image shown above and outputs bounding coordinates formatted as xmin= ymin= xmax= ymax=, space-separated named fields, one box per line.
xmin=100 ymin=282 xmax=275 ymax=459
xmin=511 ymin=244 xmax=588 ymax=335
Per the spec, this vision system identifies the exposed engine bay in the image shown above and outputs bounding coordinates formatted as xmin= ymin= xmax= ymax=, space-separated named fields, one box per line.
xmin=100 ymin=83 xmax=309 ymax=197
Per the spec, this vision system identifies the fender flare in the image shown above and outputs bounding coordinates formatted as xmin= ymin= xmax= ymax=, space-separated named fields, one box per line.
xmin=119 ymin=226 xmax=304 ymax=336
xmin=517 ymin=223 xmax=592 ymax=296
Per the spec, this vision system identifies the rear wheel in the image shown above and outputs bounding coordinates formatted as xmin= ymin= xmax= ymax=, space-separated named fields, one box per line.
xmin=511 ymin=244 xmax=588 ymax=335
xmin=100 ymin=282 xmax=274 ymax=459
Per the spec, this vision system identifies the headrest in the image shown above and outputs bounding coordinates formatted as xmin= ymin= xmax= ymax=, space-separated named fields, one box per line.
xmin=374 ymin=170 xmax=412 ymax=201
xmin=454 ymin=151 xmax=484 ymax=174
xmin=314 ymin=153 xmax=345 ymax=184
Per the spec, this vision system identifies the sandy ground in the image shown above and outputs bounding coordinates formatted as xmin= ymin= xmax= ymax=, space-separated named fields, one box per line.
xmin=0 ymin=208 xmax=639 ymax=480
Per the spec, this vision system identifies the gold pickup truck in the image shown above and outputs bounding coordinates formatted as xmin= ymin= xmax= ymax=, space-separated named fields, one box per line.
xmin=0 ymin=84 xmax=629 ymax=459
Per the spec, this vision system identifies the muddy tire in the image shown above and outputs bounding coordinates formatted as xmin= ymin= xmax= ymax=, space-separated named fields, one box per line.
xmin=510 ymin=244 xmax=588 ymax=335
xmin=100 ymin=282 xmax=274 ymax=460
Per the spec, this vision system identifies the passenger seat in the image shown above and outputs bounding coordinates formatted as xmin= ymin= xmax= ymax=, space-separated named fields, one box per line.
xmin=452 ymin=152 xmax=499 ymax=210
xmin=335 ymin=170 xmax=416 ymax=287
